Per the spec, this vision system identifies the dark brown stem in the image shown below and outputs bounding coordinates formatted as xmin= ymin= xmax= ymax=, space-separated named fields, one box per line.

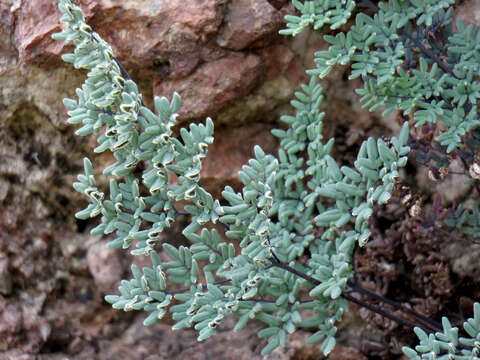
xmin=358 ymin=0 xmax=379 ymax=12
xmin=341 ymin=292 xmax=429 ymax=331
xmin=90 ymin=33 xmax=146 ymax=107
xmin=347 ymin=282 xmax=442 ymax=332
xmin=269 ymin=254 xmax=437 ymax=333
xmin=412 ymin=36 xmax=456 ymax=78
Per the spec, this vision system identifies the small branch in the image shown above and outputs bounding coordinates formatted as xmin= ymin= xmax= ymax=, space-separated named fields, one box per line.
xmin=219 ymin=222 xmax=230 ymax=230
xmin=90 ymin=34 xmax=132 ymax=81
xmin=112 ymin=57 xmax=132 ymax=81
xmin=358 ymin=0 xmax=379 ymax=12
xmin=269 ymin=253 xmax=437 ymax=333
xmin=351 ymin=242 xmax=359 ymax=287
xmin=239 ymin=298 xmax=277 ymax=303
xmin=341 ymin=292 xmax=432 ymax=332
xmin=347 ymin=282 xmax=442 ymax=332
xmin=172 ymin=204 xmax=189 ymax=218
xmin=270 ymin=255 xmax=321 ymax=286
xmin=412 ymin=36 xmax=456 ymax=78
xmin=90 ymin=34 xmax=146 ymax=107
xmin=174 ymin=211 xmax=189 ymax=217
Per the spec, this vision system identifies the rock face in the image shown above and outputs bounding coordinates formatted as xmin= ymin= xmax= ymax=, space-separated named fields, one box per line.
xmin=216 ymin=0 xmax=285 ymax=50
xmin=154 ymin=52 xmax=263 ymax=121
xmin=15 ymin=0 xmax=64 ymax=67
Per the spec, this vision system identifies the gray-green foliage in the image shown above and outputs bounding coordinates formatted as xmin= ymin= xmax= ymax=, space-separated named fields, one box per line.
xmin=444 ymin=203 xmax=480 ymax=238
xmin=54 ymin=0 xmax=478 ymax=357
xmin=402 ymin=303 xmax=480 ymax=360
xmin=279 ymin=0 xmax=356 ymax=35
xmin=286 ymin=0 xmax=480 ymax=153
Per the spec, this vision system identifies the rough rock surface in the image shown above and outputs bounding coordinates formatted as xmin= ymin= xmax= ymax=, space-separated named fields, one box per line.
xmin=217 ymin=0 xmax=285 ymax=51
xmin=15 ymin=0 xmax=64 ymax=67
xmin=201 ymin=122 xmax=278 ymax=198
xmin=154 ymin=52 xmax=263 ymax=121
xmin=86 ymin=241 xmax=122 ymax=292
xmin=1 ymin=0 xmax=480 ymax=359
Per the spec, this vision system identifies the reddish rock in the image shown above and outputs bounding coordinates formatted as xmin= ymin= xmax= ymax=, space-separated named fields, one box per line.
xmin=216 ymin=0 xmax=284 ymax=51
xmin=257 ymin=44 xmax=295 ymax=80
xmin=15 ymin=0 xmax=64 ymax=67
xmin=267 ymin=0 xmax=289 ymax=10
xmin=454 ymin=0 xmax=480 ymax=27
xmin=87 ymin=241 xmax=122 ymax=291
xmin=154 ymin=53 xmax=263 ymax=121
xmin=215 ymin=75 xmax=295 ymax=127
xmin=9 ymin=0 xmax=312 ymax=128
xmin=201 ymin=122 xmax=277 ymax=196
xmin=16 ymin=0 xmax=227 ymax=76
xmin=85 ymin=0 xmax=227 ymax=77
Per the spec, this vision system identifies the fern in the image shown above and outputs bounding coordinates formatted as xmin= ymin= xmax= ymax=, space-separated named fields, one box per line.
xmin=403 ymin=303 xmax=480 ymax=360
xmin=295 ymin=0 xmax=480 ymax=153
xmin=54 ymin=0 xmax=479 ymax=357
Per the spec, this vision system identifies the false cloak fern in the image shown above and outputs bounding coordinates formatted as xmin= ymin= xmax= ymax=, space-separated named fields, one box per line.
xmin=402 ymin=303 xmax=480 ymax=360
xmin=279 ymin=0 xmax=356 ymax=36
xmin=53 ymin=0 xmax=411 ymax=354
xmin=55 ymin=0 xmax=479 ymax=357
xmin=286 ymin=0 xmax=480 ymax=153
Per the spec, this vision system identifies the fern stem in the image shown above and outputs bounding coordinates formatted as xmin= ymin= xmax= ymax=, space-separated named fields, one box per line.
xmin=341 ymin=292 xmax=430 ymax=331
xmin=347 ymin=282 xmax=442 ymax=332
xmin=172 ymin=204 xmax=189 ymax=218
xmin=412 ymin=35 xmax=456 ymax=78
xmin=358 ymin=0 xmax=379 ymax=12
xmin=269 ymin=254 xmax=437 ymax=332
xmin=90 ymin=34 xmax=132 ymax=81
